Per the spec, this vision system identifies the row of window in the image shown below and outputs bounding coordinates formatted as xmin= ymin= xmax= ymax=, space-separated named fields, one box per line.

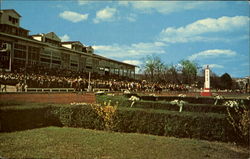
xmin=7 ymin=43 xmax=134 ymax=76
xmin=14 ymin=43 xmax=26 ymax=50
xmin=0 ymin=24 xmax=28 ymax=37
xmin=45 ymin=38 xmax=60 ymax=46
xmin=8 ymin=16 xmax=19 ymax=25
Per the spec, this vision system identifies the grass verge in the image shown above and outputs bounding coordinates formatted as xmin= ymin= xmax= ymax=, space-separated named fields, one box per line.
xmin=0 ymin=126 xmax=249 ymax=159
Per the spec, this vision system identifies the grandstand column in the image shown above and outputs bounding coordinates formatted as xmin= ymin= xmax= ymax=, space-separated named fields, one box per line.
xmin=87 ymin=72 xmax=92 ymax=92
xmin=50 ymin=50 xmax=52 ymax=69
xmin=7 ymin=42 xmax=13 ymax=72
xmin=25 ymin=45 xmax=28 ymax=73
xmin=8 ymin=42 xmax=13 ymax=72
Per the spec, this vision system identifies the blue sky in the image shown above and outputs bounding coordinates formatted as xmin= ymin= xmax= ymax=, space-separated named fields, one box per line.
xmin=2 ymin=1 xmax=250 ymax=78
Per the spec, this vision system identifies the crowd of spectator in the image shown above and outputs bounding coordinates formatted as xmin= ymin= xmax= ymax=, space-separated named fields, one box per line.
xmin=0 ymin=68 xmax=191 ymax=93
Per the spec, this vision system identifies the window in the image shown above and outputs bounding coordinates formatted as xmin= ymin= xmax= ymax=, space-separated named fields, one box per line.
xmin=12 ymin=28 xmax=16 ymax=34
xmin=40 ymin=58 xmax=50 ymax=63
xmin=8 ymin=16 xmax=18 ymax=24
xmin=28 ymin=46 xmax=40 ymax=61
xmin=71 ymin=63 xmax=78 ymax=67
xmin=52 ymin=60 xmax=61 ymax=65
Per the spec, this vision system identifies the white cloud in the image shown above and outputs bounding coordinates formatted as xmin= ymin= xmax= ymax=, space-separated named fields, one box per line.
xmin=123 ymin=60 xmax=142 ymax=73
xmin=93 ymin=7 xmax=117 ymax=23
xmin=93 ymin=42 xmax=166 ymax=59
xmin=188 ymin=49 xmax=236 ymax=61
xmin=118 ymin=1 xmax=215 ymax=14
xmin=126 ymin=13 xmax=137 ymax=22
xmin=60 ymin=34 xmax=70 ymax=42
xmin=159 ymin=16 xmax=249 ymax=43
xmin=203 ymin=64 xmax=224 ymax=69
xmin=123 ymin=60 xmax=142 ymax=66
xmin=59 ymin=11 xmax=88 ymax=23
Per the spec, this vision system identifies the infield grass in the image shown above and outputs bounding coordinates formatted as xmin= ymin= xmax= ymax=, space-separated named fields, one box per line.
xmin=0 ymin=127 xmax=249 ymax=159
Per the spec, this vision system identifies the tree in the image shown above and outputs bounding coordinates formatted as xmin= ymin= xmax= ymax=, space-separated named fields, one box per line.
xmin=140 ymin=55 xmax=165 ymax=82
xmin=163 ymin=64 xmax=179 ymax=84
xmin=179 ymin=60 xmax=199 ymax=84
xmin=220 ymin=73 xmax=233 ymax=90
xmin=210 ymin=71 xmax=221 ymax=89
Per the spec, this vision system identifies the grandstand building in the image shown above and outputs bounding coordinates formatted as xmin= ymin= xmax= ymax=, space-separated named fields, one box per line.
xmin=0 ymin=9 xmax=136 ymax=78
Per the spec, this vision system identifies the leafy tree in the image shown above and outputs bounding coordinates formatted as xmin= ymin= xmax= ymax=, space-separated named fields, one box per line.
xmin=179 ymin=60 xmax=199 ymax=84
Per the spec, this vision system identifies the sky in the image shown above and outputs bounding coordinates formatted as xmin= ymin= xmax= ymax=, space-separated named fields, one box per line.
xmin=1 ymin=0 xmax=250 ymax=78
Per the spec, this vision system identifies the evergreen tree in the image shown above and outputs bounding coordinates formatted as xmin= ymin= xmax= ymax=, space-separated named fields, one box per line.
xmin=220 ymin=73 xmax=233 ymax=89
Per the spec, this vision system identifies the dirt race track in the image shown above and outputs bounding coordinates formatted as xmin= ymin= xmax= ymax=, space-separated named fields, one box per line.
xmin=0 ymin=93 xmax=96 ymax=104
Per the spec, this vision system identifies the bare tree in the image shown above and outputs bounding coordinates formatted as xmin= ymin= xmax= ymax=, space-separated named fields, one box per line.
xmin=141 ymin=55 xmax=165 ymax=82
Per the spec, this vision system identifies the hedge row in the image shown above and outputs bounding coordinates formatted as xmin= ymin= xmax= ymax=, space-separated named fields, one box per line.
xmin=96 ymin=95 xmax=131 ymax=107
xmin=140 ymin=95 xmax=250 ymax=106
xmin=49 ymin=105 xmax=241 ymax=143
xmin=96 ymin=95 xmax=249 ymax=114
xmin=1 ymin=104 xmax=247 ymax=144
xmin=133 ymin=101 xmax=228 ymax=114
xmin=0 ymin=105 xmax=60 ymax=132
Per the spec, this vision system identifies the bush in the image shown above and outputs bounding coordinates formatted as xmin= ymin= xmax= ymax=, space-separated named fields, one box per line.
xmin=96 ymin=95 xmax=131 ymax=107
xmin=114 ymin=108 xmax=234 ymax=142
xmin=48 ymin=105 xmax=237 ymax=143
xmin=97 ymin=95 xmax=249 ymax=114
xmin=225 ymin=100 xmax=250 ymax=145
xmin=145 ymin=96 xmax=250 ymax=106
xmin=132 ymin=101 xmax=228 ymax=114
xmin=50 ymin=105 xmax=103 ymax=130
xmin=1 ymin=101 xmax=247 ymax=145
xmin=0 ymin=105 xmax=60 ymax=132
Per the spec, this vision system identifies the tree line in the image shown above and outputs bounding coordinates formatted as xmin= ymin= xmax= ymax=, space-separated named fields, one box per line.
xmin=139 ymin=55 xmax=244 ymax=91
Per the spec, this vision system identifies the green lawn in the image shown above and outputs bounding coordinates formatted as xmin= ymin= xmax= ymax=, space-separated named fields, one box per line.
xmin=0 ymin=127 xmax=248 ymax=159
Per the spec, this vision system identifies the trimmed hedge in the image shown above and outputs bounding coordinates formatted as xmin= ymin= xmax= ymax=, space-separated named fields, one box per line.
xmin=96 ymin=95 xmax=131 ymax=107
xmin=132 ymin=101 xmax=228 ymax=114
xmin=96 ymin=95 xmax=249 ymax=114
xmin=1 ymin=103 xmax=247 ymax=144
xmin=49 ymin=105 xmax=239 ymax=143
xmin=0 ymin=105 xmax=61 ymax=132
xmin=141 ymin=95 xmax=250 ymax=106
xmin=50 ymin=105 xmax=104 ymax=130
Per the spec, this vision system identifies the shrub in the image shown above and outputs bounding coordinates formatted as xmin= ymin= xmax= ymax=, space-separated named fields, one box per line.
xmin=0 ymin=105 xmax=58 ymax=132
xmin=225 ymin=100 xmax=250 ymax=145
xmin=1 ymin=101 xmax=247 ymax=145
xmin=113 ymin=108 xmax=233 ymax=142
xmin=90 ymin=101 xmax=118 ymax=131
xmin=96 ymin=95 xmax=131 ymax=107
xmin=154 ymin=96 xmax=250 ymax=106
xmin=97 ymin=95 xmax=249 ymax=114
xmin=131 ymin=101 xmax=228 ymax=114
xmin=48 ymin=105 xmax=236 ymax=143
